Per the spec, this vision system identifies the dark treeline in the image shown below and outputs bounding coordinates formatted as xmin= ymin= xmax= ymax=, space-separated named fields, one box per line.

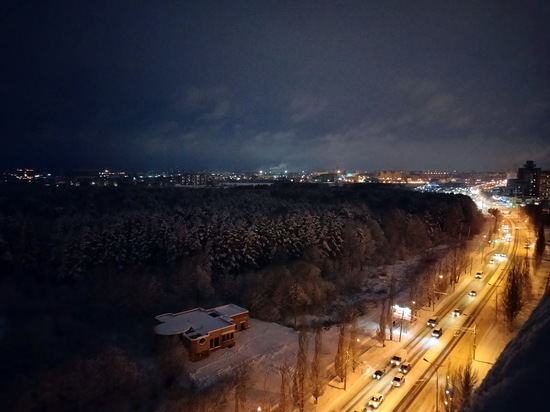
xmin=0 ymin=183 xmax=483 ymax=410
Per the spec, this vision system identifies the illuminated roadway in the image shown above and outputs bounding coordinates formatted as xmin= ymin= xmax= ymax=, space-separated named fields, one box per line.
xmin=332 ymin=212 xmax=528 ymax=412
xmin=396 ymin=212 xmax=533 ymax=412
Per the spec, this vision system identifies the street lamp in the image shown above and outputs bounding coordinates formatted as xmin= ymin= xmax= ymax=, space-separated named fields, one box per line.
xmin=452 ymin=325 xmax=477 ymax=361
xmin=423 ymin=358 xmax=445 ymax=412
xmin=412 ymin=300 xmax=419 ymax=319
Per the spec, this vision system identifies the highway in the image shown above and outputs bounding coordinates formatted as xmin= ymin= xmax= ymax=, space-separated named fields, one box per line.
xmin=332 ymin=211 xmax=529 ymax=412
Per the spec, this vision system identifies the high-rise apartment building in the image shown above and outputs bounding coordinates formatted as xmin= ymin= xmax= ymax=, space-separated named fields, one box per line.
xmin=539 ymin=170 xmax=550 ymax=200
xmin=507 ymin=160 xmax=540 ymax=197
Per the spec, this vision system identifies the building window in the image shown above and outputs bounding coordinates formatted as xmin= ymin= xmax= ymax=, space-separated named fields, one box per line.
xmin=209 ymin=337 xmax=220 ymax=349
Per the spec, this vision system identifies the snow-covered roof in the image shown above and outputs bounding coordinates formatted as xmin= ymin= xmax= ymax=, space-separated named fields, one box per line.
xmin=155 ymin=308 xmax=235 ymax=338
xmin=211 ymin=303 xmax=248 ymax=317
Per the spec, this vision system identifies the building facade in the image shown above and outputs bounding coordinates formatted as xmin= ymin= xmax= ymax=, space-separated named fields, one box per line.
xmin=539 ymin=170 xmax=550 ymax=201
xmin=517 ymin=160 xmax=540 ymax=196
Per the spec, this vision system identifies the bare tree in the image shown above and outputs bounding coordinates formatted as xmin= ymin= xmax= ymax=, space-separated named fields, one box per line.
xmin=535 ymin=224 xmax=546 ymax=268
xmin=334 ymin=323 xmax=347 ymax=385
xmin=445 ymin=361 xmax=479 ymax=411
xmin=294 ymin=329 xmax=309 ymax=412
xmin=388 ymin=275 xmax=396 ymax=341
xmin=289 ymin=282 xmax=310 ymax=328
xmin=259 ymin=373 xmax=269 ymax=412
xmin=291 ymin=367 xmax=299 ymax=408
xmin=448 ymin=243 xmax=466 ymax=289
xmin=278 ymin=363 xmax=292 ymax=412
xmin=348 ymin=315 xmax=360 ymax=372
xmin=377 ymin=299 xmax=388 ymax=347
xmin=519 ymin=257 xmax=532 ymax=302
xmin=502 ymin=262 xmax=531 ymax=328
xmin=310 ymin=328 xmax=325 ymax=404
xmin=233 ymin=363 xmax=252 ymax=412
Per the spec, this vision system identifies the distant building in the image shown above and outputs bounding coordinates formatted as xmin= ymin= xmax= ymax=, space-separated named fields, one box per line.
xmin=377 ymin=170 xmax=405 ymax=183
xmin=517 ymin=160 xmax=540 ymax=197
xmin=154 ymin=304 xmax=249 ymax=361
xmin=507 ymin=160 xmax=541 ymax=197
xmin=539 ymin=170 xmax=550 ymax=200
xmin=16 ymin=168 xmax=35 ymax=180
xmin=180 ymin=173 xmax=212 ymax=185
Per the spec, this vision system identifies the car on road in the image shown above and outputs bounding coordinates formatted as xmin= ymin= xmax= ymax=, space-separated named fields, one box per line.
xmin=501 ymin=253 xmax=507 ymax=257
xmin=432 ymin=327 xmax=443 ymax=338
xmin=427 ymin=317 xmax=438 ymax=327
xmin=452 ymin=308 xmax=461 ymax=317
xmin=367 ymin=393 xmax=384 ymax=409
xmin=372 ymin=369 xmax=386 ymax=380
xmin=392 ymin=373 xmax=406 ymax=387
xmin=390 ymin=349 xmax=407 ymax=367
xmin=489 ymin=259 xmax=495 ymax=264
xmin=475 ymin=272 xmax=483 ymax=279
xmin=469 ymin=290 xmax=477 ymax=296
xmin=398 ymin=362 xmax=412 ymax=374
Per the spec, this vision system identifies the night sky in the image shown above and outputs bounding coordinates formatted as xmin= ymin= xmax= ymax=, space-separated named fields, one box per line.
xmin=2 ymin=1 xmax=549 ymax=173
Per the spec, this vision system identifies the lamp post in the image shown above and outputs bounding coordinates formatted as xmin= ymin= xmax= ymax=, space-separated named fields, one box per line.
xmin=453 ymin=324 xmax=477 ymax=361
xmin=412 ymin=300 xmax=419 ymax=320
xmin=423 ymin=358 xmax=445 ymax=412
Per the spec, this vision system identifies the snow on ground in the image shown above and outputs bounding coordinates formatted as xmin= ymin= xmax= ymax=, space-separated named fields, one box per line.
xmin=183 ymin=251 xmax=462 ymax=411
xmin=186 ymin=319 xmax=300 ymax=390
xmin=182 ymin=228 xmax=514 ymax=411
xmin=465 ymin=230 xmax=550 ymax=412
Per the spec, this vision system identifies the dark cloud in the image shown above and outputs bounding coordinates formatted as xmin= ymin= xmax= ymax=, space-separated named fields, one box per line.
xmin=2 ymin=0 xmax=549 ymax=172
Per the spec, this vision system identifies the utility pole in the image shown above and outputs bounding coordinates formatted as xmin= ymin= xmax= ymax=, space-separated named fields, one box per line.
xmin=495 ymin=290 xmax=498 ymax=321
xmin=343 ymin=350 xmax=351 ymax=391
xmin=432 ymin=270 xmax=437 ymax=312
xmin=424 ymin=358 xmax=444 ymax=412
xmin=399 ymin=308 xmax=404 ymax=342
xmin=473 ymin=324 xmax=477 ymax=361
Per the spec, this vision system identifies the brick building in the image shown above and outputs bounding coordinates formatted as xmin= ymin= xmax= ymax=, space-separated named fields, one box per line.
xmin=154 ymin=304 xmax=249 ymax=361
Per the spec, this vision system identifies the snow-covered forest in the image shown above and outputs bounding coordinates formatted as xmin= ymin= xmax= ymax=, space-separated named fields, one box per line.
xmin=0 ymin=183 xmax=483 ymax=410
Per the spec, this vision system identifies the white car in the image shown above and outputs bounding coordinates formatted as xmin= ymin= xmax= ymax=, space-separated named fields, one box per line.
xmin=489 ymin=259 xmax=495 ymax=264
xmin=469 ymin=290 xmax=477 ymax=297
xmin=452 ymin=308 xmax=461 ymax=317
xmin=475 ymin=272 xmax=483 ymax=279
xmin=432 ymin=328 xmax=443 ymax=338
xmin=368 ymin=393 xmax=384 ymax=409
xmin=392 ymin=373 xmax=406 ymax=387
